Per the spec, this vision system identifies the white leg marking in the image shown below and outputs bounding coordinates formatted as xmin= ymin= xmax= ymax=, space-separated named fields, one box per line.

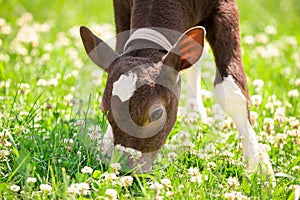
xmin=186 ymin=67 xmax=207 ymax=123
xmin=100 ymin=124 xmax=114 ymax=154
xmin=214 ymin=75 xmax=273 ymax=176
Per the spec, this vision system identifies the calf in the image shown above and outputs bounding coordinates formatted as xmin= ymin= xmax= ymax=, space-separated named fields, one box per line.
xmin=80 ymin=0 xmax=274 ymax=175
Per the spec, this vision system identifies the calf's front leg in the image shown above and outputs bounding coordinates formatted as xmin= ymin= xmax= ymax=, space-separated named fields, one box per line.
xmin=204 ymin=1 xmax=274 ymax=177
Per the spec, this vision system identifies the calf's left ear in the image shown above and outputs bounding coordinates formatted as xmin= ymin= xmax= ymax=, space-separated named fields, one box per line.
xmin=80 ymin=26 xmax=119 ymax=71
xmin=162 ymin=26 xmax=205 ymax=71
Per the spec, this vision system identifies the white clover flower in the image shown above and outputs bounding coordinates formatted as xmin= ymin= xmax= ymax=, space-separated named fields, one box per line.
xmin=250 ymin=111 xmax=259 ymax=122
xmin=121 ymin=176 xmax=133 ymax=187
xmin=40 ymin=53 xmax=50 ymax=64
xmin=264 ymin=118 xmax=274 ymax=127
xmin=285 ymin=36 xmax=298 ymax=47
xmin=64 ymin=94 xmax=73 ymax=104
xmin=288 ymin=89 xmax=299 ymax=98
xmin=81 ymin=166 xmax=93 ymax=174
xmin=88 ymin=125 xmax=101 ymax=141
xmin=0 ymin=79 xmax=11 ymax=88
xmin=149 ymin=181 xmax=164 ymax=191
xmin=263 ymin=144 xmax=272 ymax=152
xmin=188 ymin=167 xmax=200 ymax=177
xmin=167 ymin=152 xmax=177 ymax=160
xmin=47 ymin=78 xmax=58 ymax=87
xmin=265 ymin=102 xmax=274 ymax=112
xmin=256 ymin=45 xmax=279 ymax=58
xmin=68 ymin=26 xmax=81 ymax=39
xmin=177 ymin=106 xmax=187 ymax=118
xmin=224 ymin=191 xmax=249 ymax=200
xmin=26 ymin=177 xmax=37 ymax=183
xmin=243 ymin=35 xmax=255 ymax=45
xmin=276 ymin=133 xmax=287 ymax=146
xmin=287 ymin=129 xmax=298 ymax=137
xmin=125 ymin=147 xmax=142 ymax=161
xmin=0 ymin=53 xmax=10 ymax=62
xmin=274 ymin=107 xmax=286 ymax=123
xmin=166 ymin=191 xmax=174 ymax=197
xmin=288 ymin=117 xmax=299 ymax=128
xmin=264 ymin=118 xmax=275 ymax=135
xmin=264 ymin=25 xmax=277 ymax=35
xmin=115 ymin=144 xmax=126 ymax=152
xmin=252 ymin=79 xmax=264 ymax=93
xmin=105 ymin=188 xmax=118 ymax=200
xmin=18 ymin=83 xmax=30 ymax=95
xmin=76 ymin=120 xmax=85 ymax=126
xmin=0 ymin=149 xmax=10 ymax=160
xmin=24 ymin=56 xmax=32 ymax=64
xmin=55 ymin=32 xmax=70 ymax=47
xmin=222 ymin=118 xmax=234 ymax=130
xmin=1 ymin=24 xmax=12 ymax=35
xmin=224 ymin=192 xmax=235 ymax=199
xmin=207 ymin=162 xmax=217 ymax=169
xmin=10 ymin=184 xmax=20 ymax=192
xmin=16 ymin=25 xmax=39 ymax=47
xmin=103 ymin=172 xmax=118 ymax=182
xmin=17 ymin=12 xmax=33 ymax=26
xmin=256 ymin=33 xmax=269 ymax=44
xmin=251 ymin=95 xmax=262 ymax=107
xmin=186 ymin=98 xmax=199 ymax=111
xmin=201 ymin=89 xmax=213 ymax=100
xmin=40 ymin=184 xmax=52 ymax=193
xmin=37 ymin=79 xmax=48 ymax=86
xmin=205 ymin=143 xmax=216 ymax=152
xmin=227 ymin=177 xmax=240 ymax=189
xmin=67 ymin=182 xmax=90 ymax=195
xmin=43 ymin=43 xmax=54 ymax=52
xmin=292 ymin=166 xmax=300 ymax=171
xmin=186 ymin=112 xmax=200 ymax=124
xmin=110 ymin=162 xmax=121 ymax=171
xmin=164 ymin=144 xmax=177 ymax=151
xmin=160 ymin=178 xmax=172 ymax=189
xmin=190 ymin=174 xmax=202 ymax=184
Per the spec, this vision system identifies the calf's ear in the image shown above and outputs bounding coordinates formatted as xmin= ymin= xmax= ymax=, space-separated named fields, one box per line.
xmin=80 ymin=26 xmax=119 ymax=71
xmin=162 ymin=26 xmax=205 ymax=71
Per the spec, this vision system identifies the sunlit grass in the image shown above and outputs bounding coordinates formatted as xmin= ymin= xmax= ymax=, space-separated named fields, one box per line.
xmin=0 ymin=0 xmax=299 ymax=199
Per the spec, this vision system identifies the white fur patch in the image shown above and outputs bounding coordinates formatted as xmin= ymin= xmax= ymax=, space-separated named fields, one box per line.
xmin=112 ymin=72 xmax=137 ymax=102
xmin=215 ymin=75 xmax=274 ymax=176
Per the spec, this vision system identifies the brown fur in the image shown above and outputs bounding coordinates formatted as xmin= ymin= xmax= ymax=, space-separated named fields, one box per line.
xmin=80 ymin=0 xmax=250 ymax=152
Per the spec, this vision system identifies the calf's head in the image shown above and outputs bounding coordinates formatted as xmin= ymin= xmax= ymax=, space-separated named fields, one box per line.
xmin=80 ymin=26 xmax=205 ymax=171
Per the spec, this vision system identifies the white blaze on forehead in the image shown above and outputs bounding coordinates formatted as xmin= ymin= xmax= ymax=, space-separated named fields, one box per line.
xmin=112 ymin=72 xmax=138 ymax=102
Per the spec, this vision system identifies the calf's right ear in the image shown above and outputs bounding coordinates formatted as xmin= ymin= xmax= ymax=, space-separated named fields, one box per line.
xmin=162 ymin=26 xmax=205 ymax=71
xmin=80 ymin=26 xmax=119 ymax=71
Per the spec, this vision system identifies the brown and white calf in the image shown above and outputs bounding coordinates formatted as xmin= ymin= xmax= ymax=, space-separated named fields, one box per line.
xmin=80 ymin=0 xmax=274 ymax=175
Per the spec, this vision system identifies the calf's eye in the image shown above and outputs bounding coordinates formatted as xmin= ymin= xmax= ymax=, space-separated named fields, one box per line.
xmin=149 ymin=107 xmax=163 ymax=122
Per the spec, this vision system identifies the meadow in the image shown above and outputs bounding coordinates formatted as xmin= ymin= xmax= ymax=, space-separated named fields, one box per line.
xmin=0 ymin=0 xmax=299 ymax=199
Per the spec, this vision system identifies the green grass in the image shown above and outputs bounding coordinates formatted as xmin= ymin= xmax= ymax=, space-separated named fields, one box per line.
xmin=0 ymin=0 xmax=299 ymax=199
